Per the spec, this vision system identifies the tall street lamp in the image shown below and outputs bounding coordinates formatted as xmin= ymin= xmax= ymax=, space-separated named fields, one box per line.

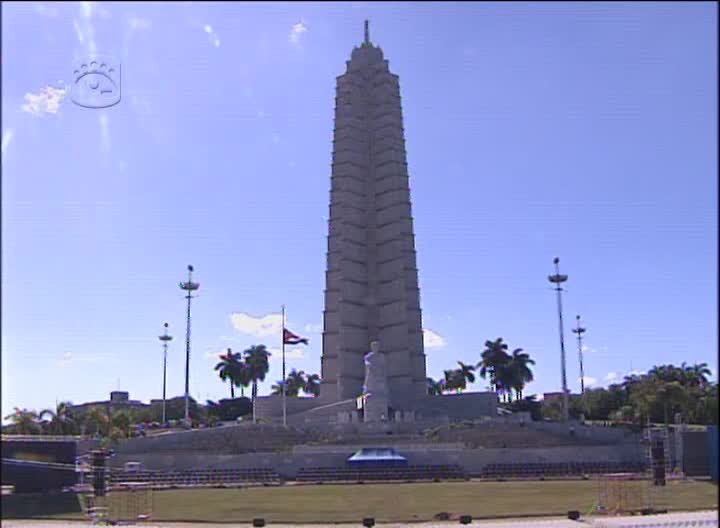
xmin=548 ymin=257 xmax=569 ymax=422
xmin=179 ymin=265 xmax=199 ymax=424
xmin=572 ymin=315 xmax=587 ymax=395
xmin=158 ymin=323 xmax=173 ymax=423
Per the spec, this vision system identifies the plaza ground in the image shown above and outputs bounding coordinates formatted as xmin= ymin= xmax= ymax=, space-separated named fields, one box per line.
xmin=5 ymin=479 xmax=717 ymax=524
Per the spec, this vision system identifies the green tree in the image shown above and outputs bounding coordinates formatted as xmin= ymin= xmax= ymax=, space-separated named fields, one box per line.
xmin=39 ymin=402 xmax=76 ymax=435
xmin=286 ymin=370 xmax=306 ymax=397
xmin=3 ymin=408 xmax=42 ymax=435
xmin=426 ymin=377 xmax=443 ymax=396
xmin=457 ymin=361 xmax=476 ymax=390
xmin=83 ymin=406 xmax=111 ymax=437
xmin=110 ymin=409 xmax=132 ymax=439
xmin=443 ymin=369 xmax=464 ymax=393
xmin=303 ymin=373 xmax=321 ymax=397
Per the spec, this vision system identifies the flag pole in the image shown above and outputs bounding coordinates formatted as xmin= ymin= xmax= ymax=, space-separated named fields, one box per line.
xmin=282 ymin=304 xmax=287 ymax=427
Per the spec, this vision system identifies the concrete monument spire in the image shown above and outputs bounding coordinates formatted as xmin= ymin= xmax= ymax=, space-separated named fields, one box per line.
xmin=320 ymin=21 xmax=427 ymax=409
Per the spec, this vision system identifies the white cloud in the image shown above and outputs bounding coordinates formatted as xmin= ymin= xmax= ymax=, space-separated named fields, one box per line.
xmin=80 ymin=1 xmax=93 ymax=18
xmin=219 ymin=335 xmax=244 ymax=344
xmin=34 ymin=3 xmax=59 ymax=17
xmin=204 ymin=23 xmax=220 ymax=48
xmin=423 ymin=329 xmax=446 ymax=349
xmin=21 ymin=86 xmax=68 ymax=116
xmin=99 ymin=112 xmax=110 ymax=152
xmin=130 ymin=17 xmax=151 ymax=30
xmin=304 ymin=324 xmax=322 ymax=333
xmin=604 ymin=372 xmax=619 ymax=382
xmin=57 ymin=351 xmax=73 ymax=369
xmin=55 ymin=350 xmax=117 ymax=368
xmin=73 ymin=19 xmax=84 ymax=43
xmin=268 ymin=347 xmax=305 ymax=360
xmin=581 ymin=376 xmax=598 ymax=387
xmin=2 ymin=129 xmax=14 ymax=157
xmin=289 ymin=21 xmax=308 ymax=45
xmin=230 ymin=312 xmax=284 ymax=338
xmin=204 ymin=347 xmax=230 ymax=362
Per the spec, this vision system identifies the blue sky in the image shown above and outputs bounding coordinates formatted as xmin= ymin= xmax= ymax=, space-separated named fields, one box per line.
xmin=2 ymin=2 xmax=717 ymax=420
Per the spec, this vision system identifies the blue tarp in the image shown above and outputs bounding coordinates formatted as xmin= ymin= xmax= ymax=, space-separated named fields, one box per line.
xmin=347 ymin=448 xmax=408 ymax=468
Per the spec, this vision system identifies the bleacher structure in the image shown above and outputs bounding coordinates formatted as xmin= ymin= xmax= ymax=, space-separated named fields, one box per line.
xmin=103 ymin=467 xmax=281 ymax=489
xmin=296 ymin=464 xmax=467 ymax=483
xmin=480 ymin=461 xmax=645 ymax=479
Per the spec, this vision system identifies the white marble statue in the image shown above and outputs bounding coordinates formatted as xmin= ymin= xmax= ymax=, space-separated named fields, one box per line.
xmin=362 ymin=341 xmax=389 ymax=422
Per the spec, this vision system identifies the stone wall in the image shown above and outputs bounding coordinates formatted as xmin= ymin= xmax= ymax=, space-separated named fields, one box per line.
xmin=528 ymin=421 xmax=640 ymax=445
xmin=114 ymin=424 xmax=316 ymax=455
xmin=112 ymin=443 xmax=643 ymax=478
xmin=411 ymin=392 xmax=497 ymax=419
xmin=254 ymin=395 xmax=322 ymax=420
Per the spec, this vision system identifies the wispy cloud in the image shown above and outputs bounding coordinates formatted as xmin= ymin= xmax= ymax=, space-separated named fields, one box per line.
xmin=204 ymin=24 xmax=220 ymax=48
xmin=304 ymin=324 xmax=322 ymax=333
xmin=269 ymin=347 xmax=305 ymax=360
xmin=21 ymin=86 xmax=68 ymax=116
xmin=204 ymin=347 xmax=228 ymax=362
xmin=218 ymin=335 xmax=244 ymax=344
xmin=99 ymin=112 xmax=111 ymax=153
xmin=581 ymin=376 xmax=598 ymax=387
xmin=423 ymin=329 xmax=447 ymax=349
xmin=55 ymin=350 xmax=118 ymax=369
xmin=272 ymin=133 xmax=280 ymax=145
xmin=230 ymin=312 xmax=285 ymax=338
xmin=289 ymin=20 xmax=308 ymax=45
xmin=130 ymin=17 xmax=151 ymax=31
xmin=34 ymin=3 xmax=59 ymax=17
xmin=74 ymin=2 xmax=99 ymax=56
xmin=604 ymin=372 xmax=619 ymax=382
xmin=2 ymin=129 xmax=14 ymax=158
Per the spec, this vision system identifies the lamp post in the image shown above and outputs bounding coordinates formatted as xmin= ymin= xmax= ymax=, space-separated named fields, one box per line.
xmin=548 ymin=257 xmax=569 ymax=422
xmin=158 ymin=323 xmax=173 ymax=423
xmin=179 ymin=265 xmax=199 ymax=424
xmin=572 ymin=315 xmax=587 ymax=394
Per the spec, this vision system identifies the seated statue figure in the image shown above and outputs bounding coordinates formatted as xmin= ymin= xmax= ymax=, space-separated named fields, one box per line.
xmin=362 ymin=341 xmax=389 ymax=422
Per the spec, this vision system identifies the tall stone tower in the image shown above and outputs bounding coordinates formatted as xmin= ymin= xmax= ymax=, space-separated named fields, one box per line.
xmin=320 ymin=22 xmax=426 ymax=408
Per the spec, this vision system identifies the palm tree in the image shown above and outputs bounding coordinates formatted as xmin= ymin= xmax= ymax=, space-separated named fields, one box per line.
xmin=244 ymin=344 xmax=271 ymax=422
xmin=683 ymin=362 xmax=712 ymax=388
xmin=443 ymin=369 xmax=465 ymax=394
xmin=39 ymin=402 xmax=76 ymax=435
xmin=507 ymin=349 xmax=535 ymax=401
xmin=271 ymin=381 xmax=286 ymax=395
xmin=426 ymin=377 xmax=443 ymax=396
xmin=235 ymin=360 xmax=252 ymax=398
xmin=3 ymin=408 xmax=41 ymax=435
xmin=304 ymin=373 xmax=321 ymax=397
xmin=478 ymin=338 xmax=510 ymax=397
xmin=457 ymin=362 xmax=476 ymax=390
xmin=110 ymin=409 xmax=132 ymax=439
xmin=215 ymin=349 xmax=242 ymax=398
xmin=84 ymin=406 xmax=110 ymax=437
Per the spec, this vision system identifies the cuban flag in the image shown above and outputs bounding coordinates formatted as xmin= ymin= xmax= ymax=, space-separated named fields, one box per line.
xmin=283 ymin=328 xmax=309 ymax=345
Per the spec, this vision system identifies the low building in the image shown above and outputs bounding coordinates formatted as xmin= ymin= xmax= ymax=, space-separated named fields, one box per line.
xmin=68 ymin=391 xmax=149 ymax=416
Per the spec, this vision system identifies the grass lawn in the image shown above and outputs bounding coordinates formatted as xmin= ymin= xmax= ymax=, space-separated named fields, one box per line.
xmin=37 ymin=480 xmax=718 ymax=523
